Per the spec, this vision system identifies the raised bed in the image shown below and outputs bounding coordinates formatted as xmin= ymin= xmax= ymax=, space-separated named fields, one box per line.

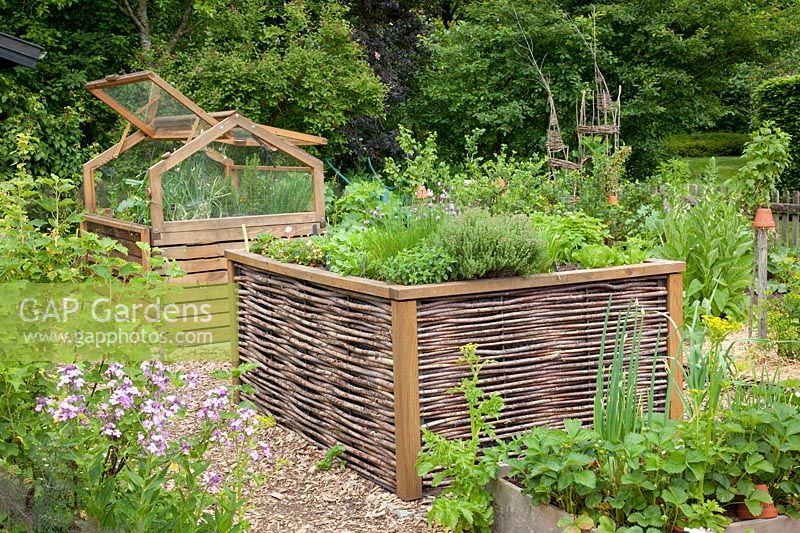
xmin=489 ymin=477 xmax=800 ymax=533
xmin=226 ymin=250 xmax=685 ymax=500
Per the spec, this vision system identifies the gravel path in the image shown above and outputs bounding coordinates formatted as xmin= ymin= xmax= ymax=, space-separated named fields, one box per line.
xmin=174 ymin=362 xmax=438 ymax=533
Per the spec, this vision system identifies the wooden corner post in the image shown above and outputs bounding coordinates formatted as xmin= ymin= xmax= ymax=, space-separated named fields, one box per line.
xmin=666 ymin=273 xmax=684 ymax=420
xmin=391 ymin=299 xmax=422 ymax=500
xmin=227 ymin=260 xmax=241 ymax=400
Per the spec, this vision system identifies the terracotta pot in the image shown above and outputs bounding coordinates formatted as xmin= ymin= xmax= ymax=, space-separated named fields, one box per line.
xmin=415 ymin=184 xmax=427 ymax=200
xmin=737 ymin=484 xmax=779 ymax=520
xmin=607 ymin=194 xmax=619 ymax=205
xmin=753 ymin=207 xmax=776 ymax=229
xmin=672 ymin=526 xmax=685 ymax=532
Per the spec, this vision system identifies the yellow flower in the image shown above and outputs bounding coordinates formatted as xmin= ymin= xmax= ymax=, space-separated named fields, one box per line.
xmin=702 ymin=315 xmax=741 ymax=343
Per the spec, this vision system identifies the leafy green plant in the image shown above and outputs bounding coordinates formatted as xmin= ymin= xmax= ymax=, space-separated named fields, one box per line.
xmin=581 ymin=137 xmax=632 ymax=198
xmin=252 ymin=235 xmax=326 ymax=267
xmin=593 ymin=303 xmax=661 ymax=444
xmin=417 ymin=344 xmax=503 ymax=533
xmin=557 ymin=513 xmax=594 ymax=533
xmin=753 ymin=75 xmax=800 ymax=190
xmin=505 ymin=420 xmax=600 ymax=516
xmin=330 ymin=179 xmax=399 ymax=229
xmin=530 ymin=212 xmax=610 ymax=266
xmin=731 ymin=122 xmax=791 ymax=209
xmin=433 ymin=209 xmax=547 ymax=280
xmin=380 ymin=245 xmax=454 ymax=285
xmin=768 ymin=249 xmax=800 ymax=358
xmin=383 ymin=125 xmax=452 ymax=194
xmin=359 ymin=212 xmax=442 ymax=279
xmin=654 ymin=190 xmax=752 ymax=319
xmin=315 ymin=444 xmax=346 ymax=471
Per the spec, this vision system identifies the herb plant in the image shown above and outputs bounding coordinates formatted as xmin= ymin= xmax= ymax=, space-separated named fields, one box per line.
xmin=380 ymin=245 xmax=454 ymax=285
xmin=433 ymin=209 xmax=547 ymax=280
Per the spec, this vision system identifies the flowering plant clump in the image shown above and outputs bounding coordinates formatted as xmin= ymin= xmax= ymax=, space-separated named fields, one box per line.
xmin=24 ymin=361 xmax=270 ymax=532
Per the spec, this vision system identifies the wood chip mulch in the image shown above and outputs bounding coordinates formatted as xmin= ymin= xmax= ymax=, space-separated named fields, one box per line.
xmin=173 ymin=361 xmax=438 ymax=533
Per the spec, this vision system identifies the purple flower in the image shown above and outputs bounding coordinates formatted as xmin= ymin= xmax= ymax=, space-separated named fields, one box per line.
xmin=145 ymin=433 xmax=167 ymax=456
xmin=259 ymin=442 xmax=271 ymax=459
xmin=56 ymin=364 xmax=85 ymax=391
xmin=102 ymin=423 xmax=121 ymax=439
xmin=109 ymin=378 xmax=140 ymax=410
xmin=179 ymin=439 xmax=192 ymax=455
xmin=35 ymin=396 xmax=54 ymax=413
xmin=199 ymin=387 xmax=229 ymax=422
xmin=105 ymin=362 xmax=125 ymax=379
xmin=50 ymin=395 xmax=86 ymax=421
xmin=201 ymin=470 xmax=223 ymax=494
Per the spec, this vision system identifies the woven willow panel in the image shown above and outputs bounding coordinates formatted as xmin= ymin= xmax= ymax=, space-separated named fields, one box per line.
xmin=416 ymin=277 xmax=670 ymax=441
xmin=234 ymin=266 xmax=398 ymax=490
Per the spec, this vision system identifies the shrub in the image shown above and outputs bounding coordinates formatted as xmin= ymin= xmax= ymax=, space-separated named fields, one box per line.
xmin=661 ymin=132 xmax=749 ymax=157
xmin=380 ymin=245 xmax=454 ymax=285
xmin=753 ymin=75 xmax=800 ymax=190
xmin=432 ymin=209 xmax=546 ymax=280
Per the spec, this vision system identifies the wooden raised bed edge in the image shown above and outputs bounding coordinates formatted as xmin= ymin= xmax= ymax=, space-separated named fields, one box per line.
xmin=225 ymin=250 xmax=686 ymax=500
xmin=489 ymin=476 xmax=800 ymax=533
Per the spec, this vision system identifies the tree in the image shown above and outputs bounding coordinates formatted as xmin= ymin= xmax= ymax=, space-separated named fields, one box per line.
xmin=160 ymin=1 xmax=387 ymax=153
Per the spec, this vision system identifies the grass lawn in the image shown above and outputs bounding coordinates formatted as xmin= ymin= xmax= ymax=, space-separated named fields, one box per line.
xmin=682 ymin=155 xmax=744 ymax=180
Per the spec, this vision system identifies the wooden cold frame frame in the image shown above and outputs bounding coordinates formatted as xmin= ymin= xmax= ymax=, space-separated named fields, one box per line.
xmin=145 ymin=113 xmax=325 ymax=241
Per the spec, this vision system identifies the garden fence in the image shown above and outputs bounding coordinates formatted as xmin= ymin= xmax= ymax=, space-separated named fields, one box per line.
xmin=772 ymin=191 xmax=800 ymax=247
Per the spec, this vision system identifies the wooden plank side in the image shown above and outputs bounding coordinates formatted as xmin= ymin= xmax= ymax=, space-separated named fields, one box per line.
xmin=666 ymin=273 xmax=684 ymax=420
xmin=154 ymin=221 xmax=322 ymax=246
xmin=164 ymin=283 xmax=230 ymax=301
xmin=171 ymin=270 xmax=229 ymax=285
xmin=162 ymin=212 xmax=319 ymax=233
xmin=159 ymin=241 xmax=248 ymax=260
xmin=175 ymin=257 xmax=228 ymax=274
xmin=391 ymin=300 xmax=422 ymax=500
xmin=83 ymin=214 xmax=150 ymax=233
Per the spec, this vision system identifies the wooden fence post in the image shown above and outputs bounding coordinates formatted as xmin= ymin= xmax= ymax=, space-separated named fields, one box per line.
xmin=666 ymin=273 xmax=684 ymax=420
xmin=755 ymin=227 xmax=769 ymax=339
xmin=391 ymin=299 xmax=422 ymax=501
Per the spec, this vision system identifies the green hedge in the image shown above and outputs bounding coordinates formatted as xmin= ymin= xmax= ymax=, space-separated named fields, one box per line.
xmin=661 ymin=132 xmax=749 ymax=157
xmin=753 ymin=75 xmax=800 ymax=191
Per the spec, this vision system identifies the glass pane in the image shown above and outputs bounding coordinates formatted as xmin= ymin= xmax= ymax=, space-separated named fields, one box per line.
xmin=101 ymin=80 xmax=211 ymax=133
xmin=94 ymin=140 xmax=183 ymax=224
xmin=161 ymin=133 xmax=313 ymax=221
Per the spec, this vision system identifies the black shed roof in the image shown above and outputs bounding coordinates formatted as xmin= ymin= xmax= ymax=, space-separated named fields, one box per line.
xmin=0 ymin=32 xmax=45 ymax=69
